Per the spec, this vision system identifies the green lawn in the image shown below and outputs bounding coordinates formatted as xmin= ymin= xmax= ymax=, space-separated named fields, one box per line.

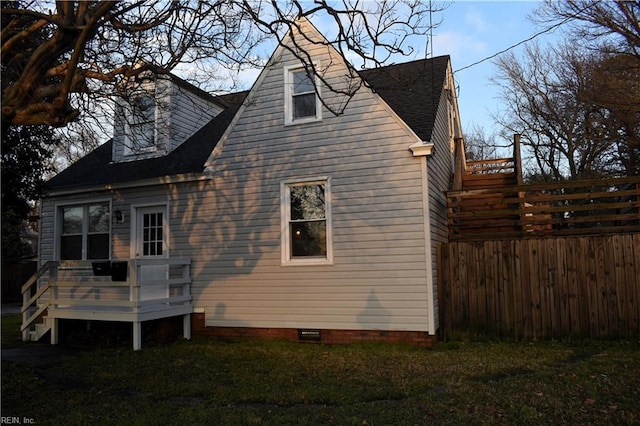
xmin=2 ymin=315 xmax=639 ymax=425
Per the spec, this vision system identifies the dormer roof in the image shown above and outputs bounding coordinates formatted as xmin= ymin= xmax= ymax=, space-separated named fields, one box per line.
xmin=46 ymin=92 xmax=247 ymax=191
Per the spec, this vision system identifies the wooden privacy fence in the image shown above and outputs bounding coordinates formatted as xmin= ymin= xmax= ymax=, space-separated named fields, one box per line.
xmin=437 ymin=234 xmax=640 ymax=340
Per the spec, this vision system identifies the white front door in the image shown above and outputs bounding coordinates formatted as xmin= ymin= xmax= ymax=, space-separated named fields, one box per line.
xmin=135 ymin=206 xmax=169 ymax=301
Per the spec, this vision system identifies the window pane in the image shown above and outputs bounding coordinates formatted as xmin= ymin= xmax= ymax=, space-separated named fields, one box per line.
xmin=291 ymin=185 xmax=325 ymax=220
xmin=133 ymin=96 xmax=155 ymax=122
xmin=293 ymin=71 xmax=314 ymax=94
xmin=62 ymin=207 xmax=83 ymax=234
xmin=89 ymin=204 xmax=110 ymax=233
xmin=293 ymin=93 xmax=316 ymax=119
xmin=87 ymin=234 xmax=109 ymax=259
xmin=291 ymin=221 xmax=326 ymax=257
xmin=61 ymin=235 xmax=82 ymax=260
xmin=129 ymin=96 xmax=156 ymax=150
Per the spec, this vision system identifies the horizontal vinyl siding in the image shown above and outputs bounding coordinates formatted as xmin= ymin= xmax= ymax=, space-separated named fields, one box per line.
xmin=188 ymin=30 xmax=431 ymax=332
xmin=168 ymin=84 xmax=221 ymax=151
xmin=38 ymin=199 xmax=55 ymax=263
xmin=425 ymin=69 xmax=458 ymax=332
xmin=111 ymin=78 xmax=220 ymax=163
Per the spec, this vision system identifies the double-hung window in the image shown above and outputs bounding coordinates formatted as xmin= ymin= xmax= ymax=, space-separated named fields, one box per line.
xmin=285 ymin=66 xmax=321 ymax=124
xmin=59 ymin=202 xmax=110 ymax=260
xmin=124 ymin=94 xmax=157 ymax=155
xmin=281 ymin=178 xmax=332 ymax=265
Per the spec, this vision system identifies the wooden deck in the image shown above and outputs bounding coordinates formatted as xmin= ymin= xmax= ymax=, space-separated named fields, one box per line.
xmin=448 ymin=136 xmax=640 ymax=241
xmin=21 ymin=258 xmax=192 ymax=350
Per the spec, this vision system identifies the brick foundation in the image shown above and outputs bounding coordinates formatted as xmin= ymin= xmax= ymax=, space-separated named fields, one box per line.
xmin=190 ymin=313 xmax=436 ymax=347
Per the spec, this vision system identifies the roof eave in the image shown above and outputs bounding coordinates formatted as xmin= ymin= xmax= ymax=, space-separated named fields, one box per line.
xmin=44 ymin=172 xmax=209 ymax=197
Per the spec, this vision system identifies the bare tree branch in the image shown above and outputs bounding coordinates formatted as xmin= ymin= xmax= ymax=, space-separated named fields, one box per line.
xmin=2 ymin=0 xmax=444 ymax=127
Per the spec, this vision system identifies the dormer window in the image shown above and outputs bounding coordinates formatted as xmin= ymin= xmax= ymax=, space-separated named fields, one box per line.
xmin=284 ymin=65 xmax=321 ymax=125
xmin=124 ymin=94 xmax=157 ymax=155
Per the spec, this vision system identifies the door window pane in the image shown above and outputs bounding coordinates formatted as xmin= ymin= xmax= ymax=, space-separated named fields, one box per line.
xmin=142 ymin=212 xmax=163 ymax=256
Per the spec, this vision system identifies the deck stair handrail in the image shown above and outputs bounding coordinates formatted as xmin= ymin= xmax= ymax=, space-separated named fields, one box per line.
xmin=21 ymin=260 xmax=59 ymax=341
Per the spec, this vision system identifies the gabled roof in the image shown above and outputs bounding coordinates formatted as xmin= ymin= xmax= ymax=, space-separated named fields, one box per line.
xmin=46 ymin=56 xmax=450 ymax=192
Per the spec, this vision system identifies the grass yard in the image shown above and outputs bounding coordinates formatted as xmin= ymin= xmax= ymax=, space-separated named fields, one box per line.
xmin=2 ymin=314 xmax=639 ymax=425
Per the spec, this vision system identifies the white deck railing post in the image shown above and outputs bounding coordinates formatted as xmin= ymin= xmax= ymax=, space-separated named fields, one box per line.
xmin=129 ymin=259 xmax=139 ymax=310
xmin=183 ymin=314 xmax=191 ymax=340
xmin=51 ymin=318 xmax=58 ymax=345
xmin=133 ymin=322 xmax=142 ymax=350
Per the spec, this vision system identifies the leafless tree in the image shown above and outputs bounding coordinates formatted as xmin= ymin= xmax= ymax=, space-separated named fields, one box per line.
xmin=523 ymin=1 xmax=640 ymax=177
xmin=462 ymin=124 xmax=503 ymax=162
xmin=1 ymin=0 xmax=443 ymax=129
xmin=492 ymin=42 xmax=638 ymax=180
xmin=535 ymin=0 xmax=640 ymax=59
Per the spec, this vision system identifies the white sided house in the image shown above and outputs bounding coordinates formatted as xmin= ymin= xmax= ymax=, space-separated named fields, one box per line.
xmin=26 ymin=19 xmax=463 ymax=349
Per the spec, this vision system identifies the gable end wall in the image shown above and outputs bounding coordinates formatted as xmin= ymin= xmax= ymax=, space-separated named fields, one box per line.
xmin=183 ymin=36 xmax=434 ymax=333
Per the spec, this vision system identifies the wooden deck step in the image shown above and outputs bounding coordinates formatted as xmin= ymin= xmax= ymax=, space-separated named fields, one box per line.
xmin=462 ymin=172 xmax=518 ymax=190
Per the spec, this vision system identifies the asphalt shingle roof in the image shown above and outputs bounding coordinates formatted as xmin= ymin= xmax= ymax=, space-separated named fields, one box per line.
xmin=46 ymin=56 xmax=449 ymax=191
xmin=46 ymin=92 xmax=247 ymax=190
xmin=358 ymin=55 xmax=450 ymax=142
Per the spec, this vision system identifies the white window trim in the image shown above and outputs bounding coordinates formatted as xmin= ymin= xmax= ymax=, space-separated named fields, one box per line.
xmin=123 ymin=94 xmax=159 ymax=156
xmin=54 ymin=199 xmax=112 ymax=261
xmin=284 ymin=64 xmax=322 ymax=126
xmin=280 ymin=176 xmax=333 ymax=266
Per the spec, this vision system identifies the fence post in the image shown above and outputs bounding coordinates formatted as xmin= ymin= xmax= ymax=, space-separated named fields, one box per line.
xmin=512 ymin=134 xmax=527 ymax=236
xmin=513 ymin=134 xmax=523 ymax=185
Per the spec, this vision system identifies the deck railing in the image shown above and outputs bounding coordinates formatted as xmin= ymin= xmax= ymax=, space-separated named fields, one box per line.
xmin=21 ymin=258 xmax=192 ymax=349
xmin=452 ymin=134 xmax=523 ymax=190
xmin=447 ymin=176 xmax=640 ymax=241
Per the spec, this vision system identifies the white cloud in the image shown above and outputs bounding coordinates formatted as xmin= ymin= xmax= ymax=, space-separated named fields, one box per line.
xmin=432 ymin=31 xmax=488 ymax=58
xmin=464 ymin=7 xmax=489 ymax=33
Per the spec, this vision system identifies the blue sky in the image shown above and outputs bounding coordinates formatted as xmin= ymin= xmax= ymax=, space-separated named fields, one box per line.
xmin=429 ymin=1 xmax=562 ymax=136
xmin=182 ymin=1 xmax=564 ymax=138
